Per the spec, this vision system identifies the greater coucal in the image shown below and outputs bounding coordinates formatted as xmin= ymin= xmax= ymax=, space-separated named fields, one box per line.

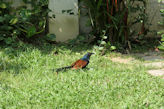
xmin=56 ymin=52 xmax=94 ymax=74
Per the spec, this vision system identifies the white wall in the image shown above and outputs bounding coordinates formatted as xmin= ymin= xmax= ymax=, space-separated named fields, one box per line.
xmin=48 ymin=0 xmax=79 ymax=42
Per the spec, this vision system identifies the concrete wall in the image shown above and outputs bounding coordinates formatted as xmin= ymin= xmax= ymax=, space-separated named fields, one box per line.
xmin=48 ymin=0 xmax=79 ymax=42
xmin=6 ymin=0 xmax=31 ymax=9
xmin=7 ymin=0 xmax=24 ymax=7
xmin=147 ymin=0 xmax=163 ymax=37
xmin=79 ymin=1 xmax=92 ymax=35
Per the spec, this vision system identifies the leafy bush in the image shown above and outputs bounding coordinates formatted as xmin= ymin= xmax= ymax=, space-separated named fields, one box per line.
xmin=0 ymin=0 xmax=55 ymax=45
xmin=0 ymin=0 xmax=18 ymax=45
xmin=20 ymin=0 xmax=50 ymax=37
xmin=158 ymin=1 xmax=164 ymax=50
xmin=81 ymin=0 xmax=148 ymax=51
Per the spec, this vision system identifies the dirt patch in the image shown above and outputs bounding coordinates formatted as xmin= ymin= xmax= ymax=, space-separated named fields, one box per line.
xmin=148 ymin=69 xmax=164 ymax=77
xmin=134 ymin=51 xmax=164 ymax=61
xmin=110 ymin=52 xmax=164 ymax=79
xmin=142 ymin=55 xmax=164 ymax=61
xmin=110 ymin=57 xmax=134 ymax=64
xmin=134 ymin=51 xmax=164 ymax=79
xmin=144 ymin=62 xmax=164 ymax=68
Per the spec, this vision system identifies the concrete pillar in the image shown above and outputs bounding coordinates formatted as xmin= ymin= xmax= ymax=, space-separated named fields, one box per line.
xmin=48 ymin=0 xmax=79 ymax=42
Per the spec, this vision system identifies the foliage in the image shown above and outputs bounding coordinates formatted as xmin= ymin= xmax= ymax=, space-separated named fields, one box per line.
xmin=45 ymin=33 xmax=56 ymax=42
xmin=158 ymin=1 xmax=164 ymax=50
xmin=81 ymin=0 xmax=148 ymax=51
xmin=0 ymin=44 xmax=163 ymax=108
xmin=94 ymin=30 xmax=116 ymax=54
xmin=0 ymin=0 xmax=18 ymax=45
xmin=0 ymin=0 xmax=54 ymax=45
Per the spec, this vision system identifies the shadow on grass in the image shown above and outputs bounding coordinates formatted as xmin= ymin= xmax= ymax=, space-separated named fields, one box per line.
xmin=0 ymin=59 xmax=27 ymax=75
xmin=0 ymin=42 xmax=94 ymax=57
xmin=0 ymin=42 xmax=94 ymax=75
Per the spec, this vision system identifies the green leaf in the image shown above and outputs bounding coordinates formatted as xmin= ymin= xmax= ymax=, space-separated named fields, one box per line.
xmin=97 ymin=40 xmax=101 ymax=44
xmin=0 ymin=25 xmax=13 ymax=30
xmin=157 ymin=30 xmax=164 ymax=34
xmin=158 ymin=0 xmax=162 ymax=2
xmin=110 ymin=46 xmax=116 ymax=50
xmin=0 ymin=35 xmax=4 ymax=41
xmin=27 ymin=26 xmax=36 ymax=38
xmin=39 ymin=21 xmax=44 ymax=27
xmin=9 ymin=18 xmax=18 ymax=25
xmin=161 ymin=34 xmax=164 ymax=38
xmin=93 ymin=45 xmax=99 ymax=49
xmin=103 ymin=36 xmax=108 ymax=39
xmin=98 ymin=47 xmax=104 ymax=51
xmin=161 ymin=38 xmax=164 ymax=41
xmin=78 ymin=35 xmax=85 ymax=41
xmin=100 ymin=41 xmax=106 ymax=45
xmin=160 ymin=9 xmax=164 ymax=13
xmin=158 ymin=45 xmax=164 ymax=50
xmin=5 ymin=37 xmax=13 ymax=44
xmin=0 ymin=16 xmax=5 ymax=22
xmin=0 ymin=3 xmax=7 ymax=9
xmin=45 ymin=33 xmax=56 ymax=41
xmin=102 ymin=30 xmax=106 ymax=34
xmin=19 ymin=9 xmax=31 ymax=21
xmin=97 ymin=0 xmax=102 ymax=10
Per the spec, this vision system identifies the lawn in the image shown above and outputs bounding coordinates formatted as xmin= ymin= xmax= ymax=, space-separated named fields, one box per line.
xmin=0 ymin=44 xmax=164 ymax=109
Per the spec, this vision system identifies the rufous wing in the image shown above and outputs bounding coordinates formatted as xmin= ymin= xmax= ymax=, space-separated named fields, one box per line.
xmin=71 ymin=59 xmax=88 ymax=69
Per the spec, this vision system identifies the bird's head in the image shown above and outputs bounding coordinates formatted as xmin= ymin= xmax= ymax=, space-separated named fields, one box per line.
xmin=81 ymin=52 xmax=94 ymax=60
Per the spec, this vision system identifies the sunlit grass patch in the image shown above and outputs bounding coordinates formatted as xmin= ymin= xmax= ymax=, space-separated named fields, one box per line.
xmin=0 ymin=44 xmax=163 ymax=109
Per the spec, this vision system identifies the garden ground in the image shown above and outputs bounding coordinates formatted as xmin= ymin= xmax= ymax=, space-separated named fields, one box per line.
xmin=0 ymin=44 xmax=164 ymax=108
xmin=110 ymin=51 xmax=164 ymax=79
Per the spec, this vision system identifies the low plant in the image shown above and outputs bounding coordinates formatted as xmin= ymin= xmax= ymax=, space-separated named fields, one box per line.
xmin=0 ymin=0 xmax=18 ymax=45
xmin=81 ymin=0 xmax=149 ymax=51
xmin=0 ymin=0 xmax=55 ymax=46
xmin=158 ymin=0 xmax=164 ymax=50
xmin=95 ymin=30 xmax=116 ymax=55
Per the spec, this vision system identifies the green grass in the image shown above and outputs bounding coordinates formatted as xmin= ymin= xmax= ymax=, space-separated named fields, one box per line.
xmin=0 ymin=44 xmax=164 ymax=109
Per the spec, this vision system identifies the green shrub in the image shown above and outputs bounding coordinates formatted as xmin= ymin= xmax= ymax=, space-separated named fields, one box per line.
xmin=0 ymin=0 xmax=55 ymax=45
xmin=158 ymin=1 xmax=164 ymax=50
xmin=0 ymin=0 xmax=18 ymax=45
xmin=81 ymin=0 xmax=148 ymax=51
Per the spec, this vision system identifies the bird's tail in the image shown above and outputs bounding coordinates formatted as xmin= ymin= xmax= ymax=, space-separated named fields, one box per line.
xmin=56 ymin=66 xmax=72 ymax=73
